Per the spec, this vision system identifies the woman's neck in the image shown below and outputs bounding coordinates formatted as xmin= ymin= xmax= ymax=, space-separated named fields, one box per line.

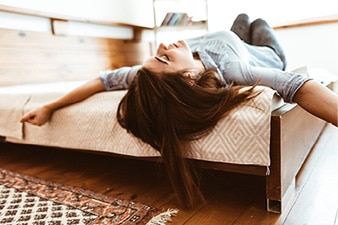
xmin=193 ymin=58 xmax=206 ymax=74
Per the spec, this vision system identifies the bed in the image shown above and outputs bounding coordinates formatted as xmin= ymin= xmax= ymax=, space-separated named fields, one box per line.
xmin=0 ymin=18 xmax=333 ymax=214
xmin=0 ymin=80 xmax=283 ymax=162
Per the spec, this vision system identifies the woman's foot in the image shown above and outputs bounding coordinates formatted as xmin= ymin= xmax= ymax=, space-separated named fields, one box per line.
xmin=230 ymin=13 xmax=251 ymax=44
xmin=250 ymin=18 xmax=287 ymax=70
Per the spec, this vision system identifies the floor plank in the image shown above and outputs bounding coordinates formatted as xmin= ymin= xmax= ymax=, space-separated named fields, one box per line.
xmin=283 ymin=124 xmax=338 ymax=225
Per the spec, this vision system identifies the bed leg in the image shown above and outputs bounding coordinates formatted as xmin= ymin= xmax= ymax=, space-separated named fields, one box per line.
xmin=267 ymin=178 xmax=296 ymax=214
xmin=267 ymin=199 xmax=281 ymax=213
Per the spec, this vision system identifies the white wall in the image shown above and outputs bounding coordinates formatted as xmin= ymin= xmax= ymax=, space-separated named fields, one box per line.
xmin=207 ymin=0 xmax=337 ymax=29
xmin=0 ymin=11 xmax=135 ymax=39
xmin=275 ymin=23 xmax=338 ymax=76
xmin=0 ymin=0 xmax=154 ymax=28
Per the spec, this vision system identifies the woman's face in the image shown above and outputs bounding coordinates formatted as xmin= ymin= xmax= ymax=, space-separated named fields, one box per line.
xmin=142 ymin=40 xmax=196 ymax=74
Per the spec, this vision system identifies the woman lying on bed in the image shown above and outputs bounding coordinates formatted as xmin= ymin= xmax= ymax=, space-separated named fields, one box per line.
xmin=20 ymin=14 xmax=338 ymax=208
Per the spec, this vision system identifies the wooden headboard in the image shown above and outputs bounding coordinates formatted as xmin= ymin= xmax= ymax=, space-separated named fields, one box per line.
xmin=0 ymin=28 xmax=153 ymax=86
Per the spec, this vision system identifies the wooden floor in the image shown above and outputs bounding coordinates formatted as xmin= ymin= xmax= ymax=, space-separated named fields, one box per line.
xmin=0 ymin=124 xmax=337 ymax=225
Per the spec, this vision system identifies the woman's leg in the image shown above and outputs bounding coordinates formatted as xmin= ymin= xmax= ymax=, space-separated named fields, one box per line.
xmin=250 ymin=19 xmax=287 ymax=70
xmin=230 ymin=13 xmax=251 ymax=44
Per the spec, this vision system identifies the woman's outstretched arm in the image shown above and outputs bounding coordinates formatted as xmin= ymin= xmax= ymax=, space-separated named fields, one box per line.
xmin=293 ymin=80 xmax=338 ymax=127
xmin=20 ymin=77 xmax=105 ymax=126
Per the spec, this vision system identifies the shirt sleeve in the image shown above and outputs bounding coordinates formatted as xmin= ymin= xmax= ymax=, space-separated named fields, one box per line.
xmin=99 ymin=65 xmax=141 ymax=91
xmin=222 ymin=61 xmax=311 ymax=103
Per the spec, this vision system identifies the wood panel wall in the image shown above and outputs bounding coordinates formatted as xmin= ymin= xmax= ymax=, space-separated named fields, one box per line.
xmin=0 ymin=28 xmax=153 ymax=86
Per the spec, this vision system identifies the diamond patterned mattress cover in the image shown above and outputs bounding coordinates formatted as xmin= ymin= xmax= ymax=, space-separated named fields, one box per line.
xmin=0 ymin=81 xmax=282 ymax=167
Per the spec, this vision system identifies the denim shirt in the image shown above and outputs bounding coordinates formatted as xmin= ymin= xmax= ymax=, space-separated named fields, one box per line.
xmin=100 ymin=31 xmax=310 ymax=103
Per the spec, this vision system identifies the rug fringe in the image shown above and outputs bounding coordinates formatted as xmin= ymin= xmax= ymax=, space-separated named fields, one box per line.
xmin=146 ymin=208 xmax=179 ymax=225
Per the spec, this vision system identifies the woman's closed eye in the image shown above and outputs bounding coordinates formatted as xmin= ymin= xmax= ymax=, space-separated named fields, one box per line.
xmin=155 ymin=56 xmax=169 ymax=64
xmin=161 ymin=54 xmax=169 ymax=61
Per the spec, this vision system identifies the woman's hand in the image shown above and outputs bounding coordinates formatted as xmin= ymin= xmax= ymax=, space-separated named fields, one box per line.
xmin=20 ymin=106 xmax=53 ymax=126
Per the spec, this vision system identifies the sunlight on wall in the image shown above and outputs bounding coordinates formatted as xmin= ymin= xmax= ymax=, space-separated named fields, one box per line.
xmin=276 ymin=23 xmax=338 ymax=76
xmin=0 ymin=0 xmax=154 ymax=27
xmin=0 ymin=11 xmax=134 ymax=39
xmin=208 ymin=0 xmax=337 ymax=31
xmin=0 ymin=11 xmax=50 ymax=32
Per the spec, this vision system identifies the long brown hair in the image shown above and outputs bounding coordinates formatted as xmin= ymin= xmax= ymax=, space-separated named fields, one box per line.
xmin=117 ymin=68 xmax=259 ymax=208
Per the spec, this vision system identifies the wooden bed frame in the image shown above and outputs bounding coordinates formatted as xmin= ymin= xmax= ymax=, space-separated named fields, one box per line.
xmin=0 ymin=12 xmax=328 ymax=215
xmin=195 ymin=103 xmax=327 ymax=214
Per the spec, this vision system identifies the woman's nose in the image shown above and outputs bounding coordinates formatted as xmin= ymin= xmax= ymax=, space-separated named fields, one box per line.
xmin=159 ymin=43 xmax=168 ymax=50
xmin=156 ymin=43 xmax=167 ymax=56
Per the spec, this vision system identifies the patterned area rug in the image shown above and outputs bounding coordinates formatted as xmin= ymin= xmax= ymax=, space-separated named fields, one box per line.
xmin=0 ymin=169 xmax=178 ymax=225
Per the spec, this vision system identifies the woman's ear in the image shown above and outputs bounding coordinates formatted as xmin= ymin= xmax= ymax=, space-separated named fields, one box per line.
xmin=183 ymin=71 xmax=197 ymax=80
xmin=183 ymin=71 xmax=197 ymax=86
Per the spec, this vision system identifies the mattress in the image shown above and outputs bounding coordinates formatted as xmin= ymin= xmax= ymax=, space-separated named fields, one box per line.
xmin=0 ymin=81 xmax=282 ymax=166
